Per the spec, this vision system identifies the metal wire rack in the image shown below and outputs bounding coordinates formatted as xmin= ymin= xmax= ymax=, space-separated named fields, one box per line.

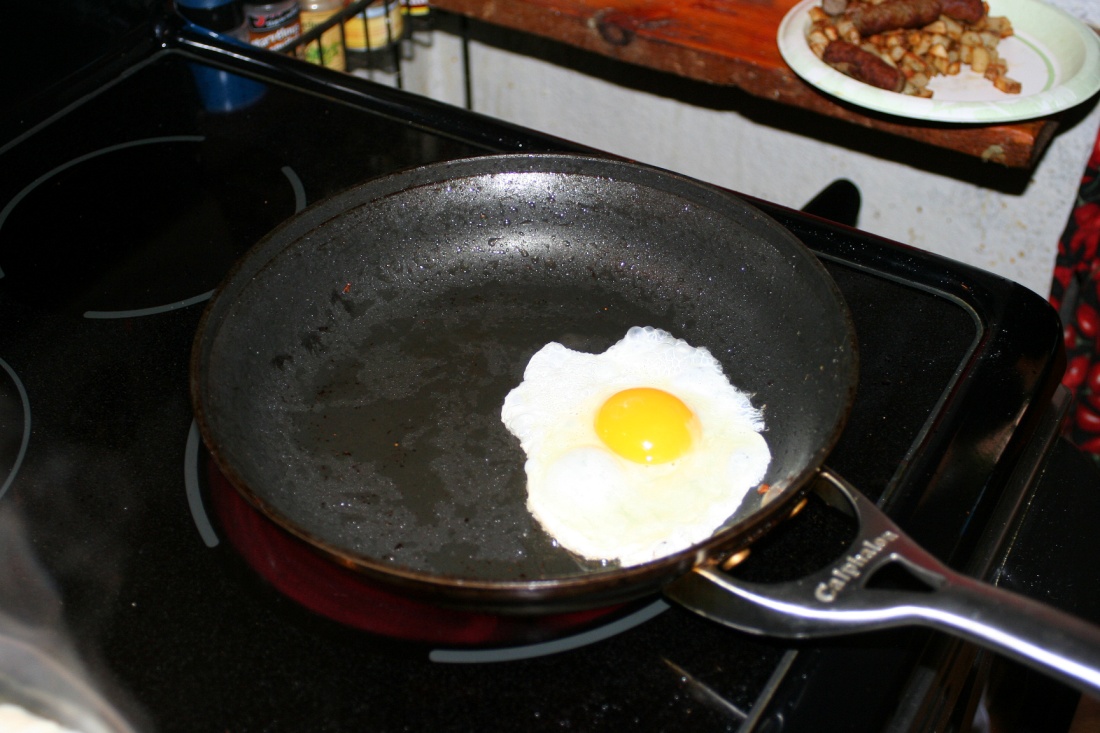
xmin=282 ymin=0 xmax=431 ymax=85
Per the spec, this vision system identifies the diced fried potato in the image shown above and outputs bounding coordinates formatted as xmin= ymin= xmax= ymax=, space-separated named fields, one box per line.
xmin=984 ymin=15 xmax=1013 ymax=36
xmin=979 ymin=31 xmax=1001 ymax=47
xmin=901 ymin=51 xmax=929 ymax=73
xmin=969 ymin=44 xmax=991 ymax=74
xmin=960 ymin=30 xmax=982 ymax=47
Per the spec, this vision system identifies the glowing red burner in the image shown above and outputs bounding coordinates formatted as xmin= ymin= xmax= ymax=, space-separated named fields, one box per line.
xmin=205 ymin=461 xmax=630 ymax=646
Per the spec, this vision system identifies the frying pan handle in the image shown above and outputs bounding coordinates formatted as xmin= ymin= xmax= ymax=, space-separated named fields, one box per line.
xmin=665 ymin=469 xmax=1100 ymax=697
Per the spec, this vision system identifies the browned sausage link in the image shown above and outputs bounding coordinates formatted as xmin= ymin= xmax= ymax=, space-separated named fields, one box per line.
xmin=822 ymin=41 xmax=906 ymax=92
xmin=842 ymin=0 xmax=942 ymax=35
xmin=938 ymin=0 xmax=985 ymax=23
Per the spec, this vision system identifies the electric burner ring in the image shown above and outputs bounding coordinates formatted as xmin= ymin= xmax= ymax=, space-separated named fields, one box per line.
xmin=0 ymin=136 xmax=305 ymax=317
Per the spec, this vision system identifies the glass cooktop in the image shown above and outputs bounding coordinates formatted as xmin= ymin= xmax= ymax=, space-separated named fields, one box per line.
xmin=0 ymin=17 xmax=1067 ymax=732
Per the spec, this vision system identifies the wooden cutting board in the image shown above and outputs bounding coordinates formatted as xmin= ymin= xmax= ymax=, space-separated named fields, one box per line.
xmin=430 ymin=0 xmax=1057 ymax=167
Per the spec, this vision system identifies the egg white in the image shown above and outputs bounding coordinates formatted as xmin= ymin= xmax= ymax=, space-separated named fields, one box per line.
xmin=501 ymin=326 xmax=770 ymax=566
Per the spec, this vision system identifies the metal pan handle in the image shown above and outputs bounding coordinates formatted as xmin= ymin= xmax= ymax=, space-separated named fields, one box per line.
xmin=665 ymin=469 xmax=1100 ymax=696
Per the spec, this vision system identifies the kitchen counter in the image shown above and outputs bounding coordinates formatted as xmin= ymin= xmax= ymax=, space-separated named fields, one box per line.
xmin=429 ymin=0 xmax=1060 ymax=167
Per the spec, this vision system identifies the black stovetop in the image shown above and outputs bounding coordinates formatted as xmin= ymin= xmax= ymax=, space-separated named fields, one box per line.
xmin=0 ymin=13 xmax=1072 ymax=733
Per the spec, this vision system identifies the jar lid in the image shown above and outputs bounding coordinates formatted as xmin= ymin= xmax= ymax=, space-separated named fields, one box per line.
xmin=176 ymin=0 xmax=240 ymax=9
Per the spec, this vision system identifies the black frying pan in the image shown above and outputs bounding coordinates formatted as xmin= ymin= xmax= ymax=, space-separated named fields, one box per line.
xmin=192 ymin=153 xmax=1100 ymax=694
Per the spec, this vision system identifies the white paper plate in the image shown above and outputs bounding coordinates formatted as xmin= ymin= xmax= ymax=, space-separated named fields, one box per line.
xmin=777 ymin=0 xmax=1100 ymax=122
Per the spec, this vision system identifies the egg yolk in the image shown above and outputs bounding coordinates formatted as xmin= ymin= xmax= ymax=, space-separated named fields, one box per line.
xmin=594 ymin=387 xmax=700 ymax=465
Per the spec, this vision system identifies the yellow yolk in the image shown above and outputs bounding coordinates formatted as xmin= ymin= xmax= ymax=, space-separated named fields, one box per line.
xmin=595 ymin=387 xmax=700 ymax=464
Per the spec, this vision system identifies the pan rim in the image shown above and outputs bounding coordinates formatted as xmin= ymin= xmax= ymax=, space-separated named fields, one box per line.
xmin=190 ymin=152 xmax=860 ymax=609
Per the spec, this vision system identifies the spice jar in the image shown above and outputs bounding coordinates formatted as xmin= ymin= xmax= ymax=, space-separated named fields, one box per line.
xmin=343 ymin=0 xmax=404 ymax=72
xmin=245 ymin=0 xmax=302 ymax=51
xmin=299 ymin=0 xmax=346 ymax=70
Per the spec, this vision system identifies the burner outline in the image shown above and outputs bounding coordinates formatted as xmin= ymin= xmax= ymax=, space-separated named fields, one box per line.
xmin=184 ymin=420 xmax=219 ymax=548
xmin=282 ymin=164 xmax=308 ymax=213
xmin=0 ymin=135 xmax=206 ymax=280
xmin=0 ymin=136 xmax=308 ymax=318
xmin=0 ymin=356 xmax=31 ymax=501
xmin=84 ymin=290 xmax=217 ymax=320
xmin=428 ymin=599 xmax=670 ymax=664
xmin=80 ymin=164 xmax=307 ymax=319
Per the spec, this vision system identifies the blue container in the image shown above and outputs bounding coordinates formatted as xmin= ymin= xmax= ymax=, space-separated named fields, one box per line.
xmin=178 ymin=0 xmax=267 ymax=114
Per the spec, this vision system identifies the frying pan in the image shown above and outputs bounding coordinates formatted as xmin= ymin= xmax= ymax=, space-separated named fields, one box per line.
xmin=192 ymin=153 xmax=1100 ymax=695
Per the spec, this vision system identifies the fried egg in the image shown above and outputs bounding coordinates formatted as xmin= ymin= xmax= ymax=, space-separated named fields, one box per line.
xmin=501 ymin=326 xmax=770 ymax=566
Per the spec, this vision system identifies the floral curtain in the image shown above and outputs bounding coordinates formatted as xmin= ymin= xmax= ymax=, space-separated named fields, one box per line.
xmin=1050 ymin=128 xmax=1100 ymax=456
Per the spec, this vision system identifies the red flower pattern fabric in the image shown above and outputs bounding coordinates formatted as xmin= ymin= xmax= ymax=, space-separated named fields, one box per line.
xmin=1050 ymin=129 xmax=1100 ymax=455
